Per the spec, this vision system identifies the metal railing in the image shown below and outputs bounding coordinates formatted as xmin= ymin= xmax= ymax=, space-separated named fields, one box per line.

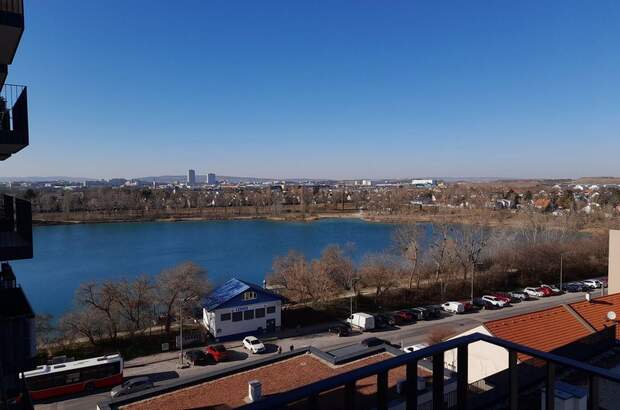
xmin=239 ymin=330 xmax=620 ymax=410
xmin=0 ymin=194 xmax=33 ymax=261
xmin=0 ymin=84 xmax=26 ymax=132
xmin=0 ymin=0 xmax=23 ymax=14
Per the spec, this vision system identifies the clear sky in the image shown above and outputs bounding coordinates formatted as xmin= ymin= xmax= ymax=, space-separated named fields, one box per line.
xmin=4 ymin=0 xmax=620 ymax=180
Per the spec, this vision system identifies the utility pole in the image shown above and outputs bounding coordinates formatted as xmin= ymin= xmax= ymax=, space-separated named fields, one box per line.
xmin=470 ymin=268 xmax=475 ymax=303
xmin=560 ymin=254 xmax=563 ymax=291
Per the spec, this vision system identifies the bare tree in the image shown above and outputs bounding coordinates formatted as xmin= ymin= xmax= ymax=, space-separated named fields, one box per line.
xmin=155 ymin=262 xmax=210 ymax=334
xmin=109 ymin=275 xmax=155 ymax=335
xmin=317 ymin=244 xmax=357 ymax=292
xmin=359 ymin=253 xmax=401 ymax=304
xmin=75 ymin=282 xmax=121 ymax=342
xmin=58 ymin=307 xmax=107 ymax=347
xmin=35 ymin=314 xmax=56 ymax=352
xmin=392 ymin=224 xmax=424 ymax=289
xmin=269 ymin=250 xmax=338 ymax=304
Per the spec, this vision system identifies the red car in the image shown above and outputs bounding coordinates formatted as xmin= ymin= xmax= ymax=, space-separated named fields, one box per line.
xmin=539 ymin=286 xmax=553 ymax=297
xmin=205 ymin=344 xmax=228 ymax=362
xmin=395 ymin=310 xmax=415 ymax=323
xmin=492 ymin=293 xmax=512 ymax=304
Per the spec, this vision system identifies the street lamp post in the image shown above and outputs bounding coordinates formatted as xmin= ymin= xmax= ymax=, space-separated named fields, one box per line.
xmin=178 ymin=295 xmax=198 ymax=369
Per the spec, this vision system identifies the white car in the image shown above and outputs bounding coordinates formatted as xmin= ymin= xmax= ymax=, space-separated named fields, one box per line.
xmin=582 ymin=279 xmax=603 ymax=289
xmin=441 ymin=301 xmax=465 ymax=314
xmin=523 ymin=287 xmax=544 ymax=297
xmin=403 ymin=343 xmax=429 ymax=353
xmin=242 ymin=336 xmax=266 ymax=354
xmin=481 ymin=295 xmax=506 ymax=308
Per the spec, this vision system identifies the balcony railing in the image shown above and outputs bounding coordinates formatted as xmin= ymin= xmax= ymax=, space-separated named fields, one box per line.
xmin=239 ymin=330 xmax=620 ymax=410
xmin=0 ymin=194 xmax=32 ymax=261
xmin=0 ymin=0 xmax=23 ymax=14
xmin=0 ymin=84 xmax=28 ymax=160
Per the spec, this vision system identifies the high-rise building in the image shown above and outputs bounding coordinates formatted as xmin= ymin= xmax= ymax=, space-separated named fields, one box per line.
xmin=187 ymin=169 xmax=196 ymax=185
xmin=0 ymin=0 xmax=35 ymax=406
xmin=207 ymin=173 xmax=216 ymax=185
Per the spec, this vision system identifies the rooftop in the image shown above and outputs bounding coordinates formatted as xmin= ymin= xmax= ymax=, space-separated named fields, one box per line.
xmin=121 ymin=352 xmax=411 ymax=410
xmin=484 ymin=305 xmax=593 ymax=360
xmin=570 ymin=293 xmax=620 ymax=339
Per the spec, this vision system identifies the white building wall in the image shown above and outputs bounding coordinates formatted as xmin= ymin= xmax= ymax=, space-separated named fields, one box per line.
xmin=203 ymin=300 xmax=282 ymax=338
xmin=444 ymin=325 xmax=509 ymax=384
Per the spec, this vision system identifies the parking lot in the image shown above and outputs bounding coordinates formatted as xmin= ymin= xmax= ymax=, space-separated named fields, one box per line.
xmin=34 ymin=288 xmax=599 ymax=410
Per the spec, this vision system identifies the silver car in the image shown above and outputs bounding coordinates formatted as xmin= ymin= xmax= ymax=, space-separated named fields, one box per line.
xmin=110 ymin=376 xmax=154 ymax=397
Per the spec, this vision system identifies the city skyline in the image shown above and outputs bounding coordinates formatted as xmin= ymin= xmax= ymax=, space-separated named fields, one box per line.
xmin=3 ymin=0 xmax=620 ymax=179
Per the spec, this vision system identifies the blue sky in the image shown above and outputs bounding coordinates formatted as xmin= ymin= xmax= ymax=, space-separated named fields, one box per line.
xmin=4 ymin=0 xmax=620 ymax=179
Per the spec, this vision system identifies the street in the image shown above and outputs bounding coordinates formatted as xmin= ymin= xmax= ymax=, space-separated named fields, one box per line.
xmin=35 ymin=291 xmax=590 ymax=410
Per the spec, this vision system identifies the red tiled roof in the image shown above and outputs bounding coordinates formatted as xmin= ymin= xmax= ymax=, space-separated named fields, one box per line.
xmin=570 ymin=293 xmax=620 ymax=340
xmin=484 ymin=306 xmax=593 ymax=360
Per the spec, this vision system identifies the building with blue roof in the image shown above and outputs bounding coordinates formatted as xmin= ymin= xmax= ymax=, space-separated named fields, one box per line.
xmin=201 ymin=278 xmax=283 ymax=339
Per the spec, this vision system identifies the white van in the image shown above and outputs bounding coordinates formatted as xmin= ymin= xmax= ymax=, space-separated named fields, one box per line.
xmin=441 ymin=301 xmax=465 ymax=314
xmin=346 ymin=313 xmax=375 ymax=331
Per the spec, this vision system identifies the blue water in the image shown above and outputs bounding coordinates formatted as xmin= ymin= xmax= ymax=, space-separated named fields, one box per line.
xmin=12 ymin=218 xmax=403 ymax=317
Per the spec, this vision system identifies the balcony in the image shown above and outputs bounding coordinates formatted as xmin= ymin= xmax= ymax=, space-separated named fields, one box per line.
xmin=236 ymin=330 xmax=620 ymax=410
xmin=0 ymin=0 xmax=24 ymax=66
xmin=0 ymin=83 xmax=28 ymax=160
xmin=0 ymin=194 xmax=32 ymax=261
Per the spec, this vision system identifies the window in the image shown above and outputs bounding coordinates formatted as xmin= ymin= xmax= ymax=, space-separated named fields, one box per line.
xmin=220 ymin=313 xmax=231 ymax=321
xmin=242 ymin=291 xmax=257 ymax=301
xmin=232 ymin=312 xmax=243 ymax=322
xmin=267 ymin=306 xmax=276 ymax=314
xmin=244 ymin=310 xmax=254 ymax=320
xmin=255 ymin=308 xmax=265 ymax=318
xmin=66 ymin=372 xmax=80 ymax=384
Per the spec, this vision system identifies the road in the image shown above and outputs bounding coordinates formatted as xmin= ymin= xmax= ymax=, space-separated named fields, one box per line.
xmin=35 ymin=291 xmax=591 ymax=410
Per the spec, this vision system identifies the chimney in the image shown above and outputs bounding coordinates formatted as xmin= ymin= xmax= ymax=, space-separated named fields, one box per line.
xmin=248 ymin=380 xmax=261 ymax=402
xmin=585 ymin=293 xmax=592 ymax=303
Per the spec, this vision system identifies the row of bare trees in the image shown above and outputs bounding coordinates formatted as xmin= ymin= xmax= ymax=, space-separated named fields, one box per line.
xmin=38 ymin=262 xmax=210 ymax=350
xmin=268 ymin=214 xmax=608 ymax=307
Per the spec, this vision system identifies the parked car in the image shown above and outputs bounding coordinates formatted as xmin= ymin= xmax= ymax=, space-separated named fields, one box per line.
xmin=422 ymin=305 xmax=443 ymax=319
xmin=507 ymin=291 xmax=529 ymax=301
xmin=540 ymin=284 xmax=562 ymax=295
xmin=394 ymin=310 xmax=416 ymax=323
xmin=523 ymin=287 xmax=545 ymax=297
xmin=184 ymin=349 xmax=210 ymax=366
xmin=492 ymin=293 xmax=514 ymax=304
xmin=461 ymin=301 xmax=480 ymax=313
xmin=441 ymin=301 xmax=465 ymax=314
xmin=328 ymin=324 xmax=351 ymax=337
xmin=360 ymin=337 xmax=388 ymax=347
xmin=562 ymin=282 xmax=585 ymax=293
xmin=110 ymin=377 xmax=154 ymax=398
xmin=582 ymin=279 xmax=603 ymax=289
xmin=374 ymin=314 xmax=394 ymax=328
xmin=346 ymin=313 xmax=375 ymax=331
xmin=481 ymin=295 xmax=506 ymax=308
xmin=407 ymin=307 xmax=427 ymax=321
xmin=205 ymin=344 xmax=228 ymax=362
xmin=403 ymin=343 xmax=429 ymax=353
xmin=243 ymin=336 xmax=266 ymax=354
xmin=473 ymin=297 xmax=501 ymax=310
xmin=538 ymin=286 xmax=553 ymax=297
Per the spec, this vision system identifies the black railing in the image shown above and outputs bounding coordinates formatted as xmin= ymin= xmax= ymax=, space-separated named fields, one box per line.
xmin=0 ymin=194 xmax=32 ymax=261
xmin=0 ymin=0 xmax=23 ymax=14
xmin=0 ymin=84 xmax=28 ymax=156
xmin=239 ymin=331 xmax=620 ymax=410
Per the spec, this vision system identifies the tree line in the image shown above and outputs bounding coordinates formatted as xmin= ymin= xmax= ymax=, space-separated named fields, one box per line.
xmin=37 ymin=262 xmax=210 ymax=352
xmin=268 ymin=214 xmax=608 ymax=307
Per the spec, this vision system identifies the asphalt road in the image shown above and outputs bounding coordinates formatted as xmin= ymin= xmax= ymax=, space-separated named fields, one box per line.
xmin=35 ymin=290 xmax=593 ymax=410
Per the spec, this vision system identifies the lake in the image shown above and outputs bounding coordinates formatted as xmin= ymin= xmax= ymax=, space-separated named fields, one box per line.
xmin=13 ymin=218 xmax=414 ymax=317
